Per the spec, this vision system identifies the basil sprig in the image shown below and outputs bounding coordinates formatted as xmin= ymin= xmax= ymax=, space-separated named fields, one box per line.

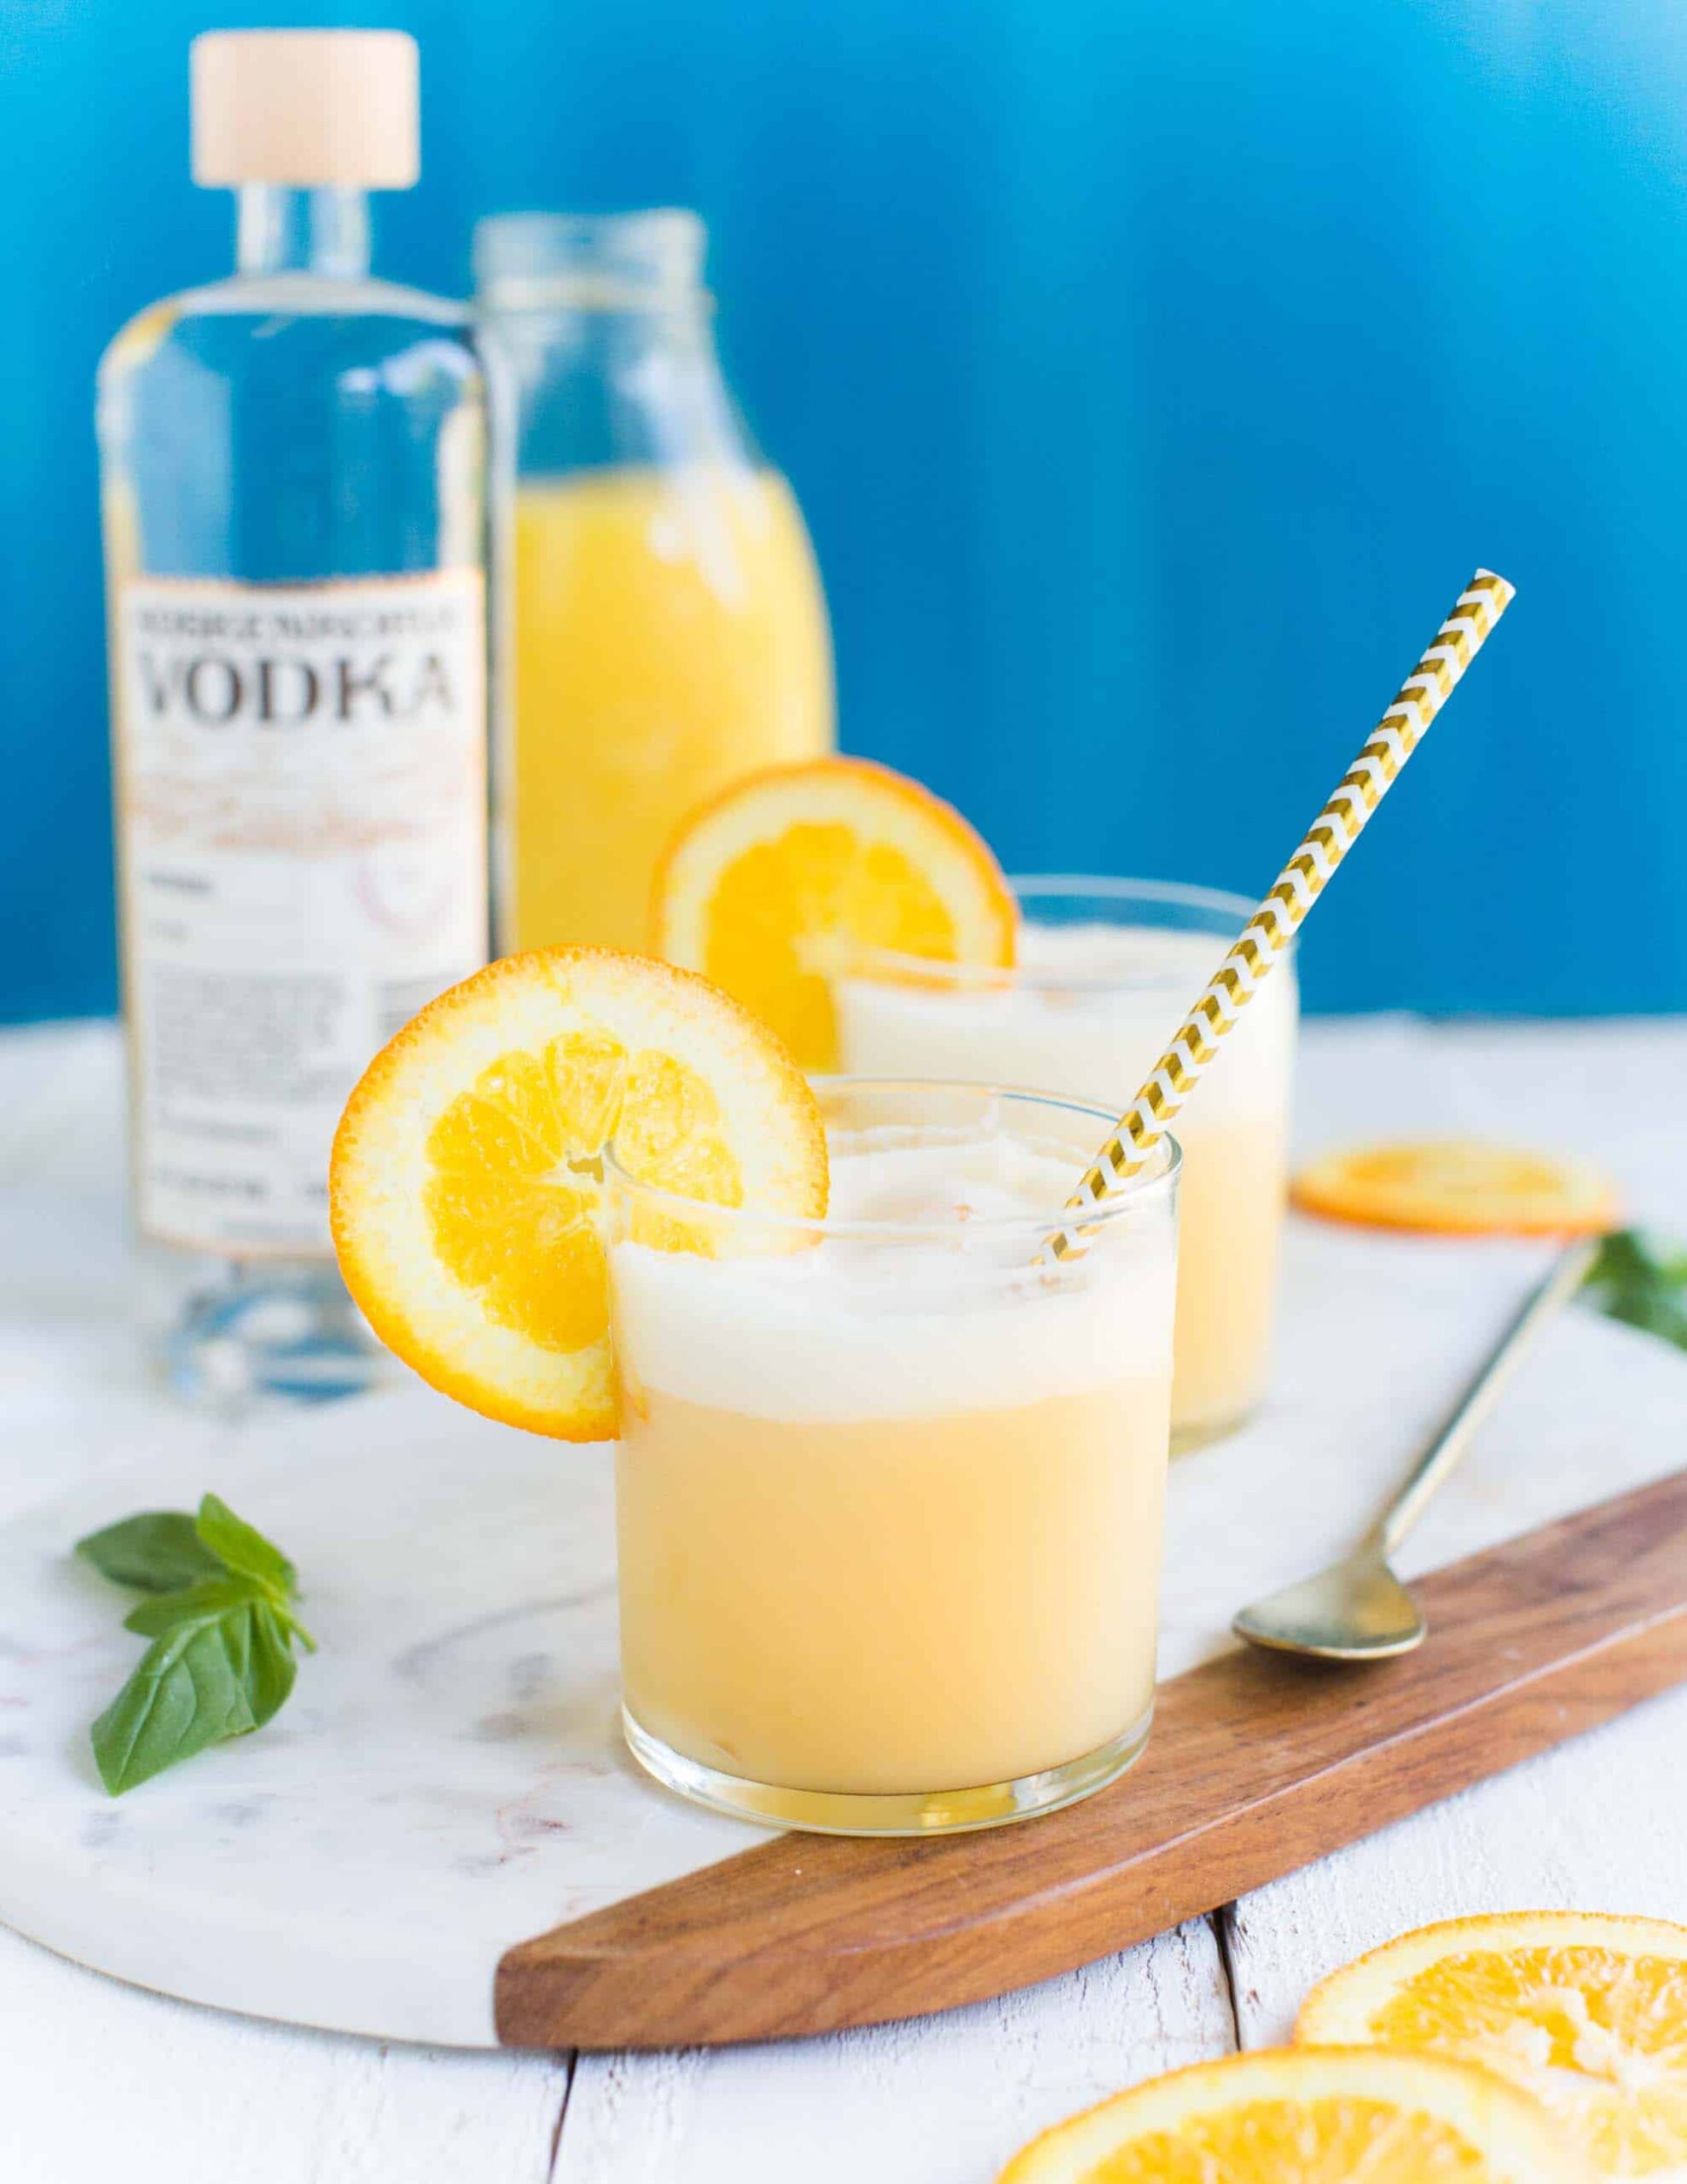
xmin=76 ymin=1494 xmax=314 ymax=1796
xmin=1584 ymin=1228 xmax=1687 ymax=1353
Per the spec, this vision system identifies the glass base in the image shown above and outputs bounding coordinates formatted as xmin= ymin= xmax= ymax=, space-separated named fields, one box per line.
xmin=1171 ymin=1401 xmax=1259 ymax=1457
xmin=622 ymin=1703 xmax=1155 ymax=1837
xmin=157 ymin=1258 xmax=386 ymax=1412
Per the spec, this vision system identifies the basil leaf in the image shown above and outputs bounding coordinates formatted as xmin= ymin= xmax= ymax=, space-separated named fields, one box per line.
xmin=194 ymin=1494 xmax=297 ymax=1599
xmin=123 ymin=1576 xmax=263 ymax=1639
xmin=91 ymin=1609 xmax=261 ymax=1796
xmin=246 ymin=1603 xmax=299 ymax=1727
xmin=82 ymin=1493 xmax=311 ymax=1792
xmin=76 ymin=1512 xmax=223 ymax=1594
xmin=1586 ymin=1228 xmax=1687 ymax=1353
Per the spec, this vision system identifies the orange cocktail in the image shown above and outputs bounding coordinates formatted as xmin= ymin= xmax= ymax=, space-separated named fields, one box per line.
xmin=607 ymin=1079 xmax=1180 ymax=1833
xmin=838 ymin=881 xmax=1296 ymax=1447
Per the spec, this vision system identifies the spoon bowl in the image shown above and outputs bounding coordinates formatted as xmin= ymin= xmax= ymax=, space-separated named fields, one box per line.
xmin=1231 ymin=1240 xmax=1597 ymax=1665
xmin=1232 ymin=1548 xmax=1425 ymax=1660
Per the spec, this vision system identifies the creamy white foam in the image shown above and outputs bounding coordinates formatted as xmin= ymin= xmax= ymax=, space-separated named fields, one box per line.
xmin=836 ymin=921 xmax=1296 ymax=1130
xmin=822 ymin=1129 xmax=1086 ymax=1227
xmin=609 ymin=1130 xmax=1176 ymax=1423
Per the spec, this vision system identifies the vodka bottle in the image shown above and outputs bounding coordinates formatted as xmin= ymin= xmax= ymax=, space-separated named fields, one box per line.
xmin=96 ymin=31 xmax=492 ymax=1405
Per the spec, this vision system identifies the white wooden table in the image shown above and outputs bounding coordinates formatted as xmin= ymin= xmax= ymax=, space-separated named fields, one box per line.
xmin=3 ymin=1015 xmax=1684 ymax=2182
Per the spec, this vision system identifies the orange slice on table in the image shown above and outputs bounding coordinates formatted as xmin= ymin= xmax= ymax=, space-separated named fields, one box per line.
xmin=1292 ymin=1140 xmax=1620 ymax=1236
xmin=651 ymin=755 xmax=1017 ymax=1069
xmin=997 ymin=2045 xmax=1577 ymax=2183
xmin=1296 ymin=1911 xmax=1687 ymax=2181
xmin=330 ymin=947 xmax=826 ymax=1441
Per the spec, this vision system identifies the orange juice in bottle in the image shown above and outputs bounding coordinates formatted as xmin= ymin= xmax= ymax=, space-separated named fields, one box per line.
xmin=476 ymin=212 xmax=833 ymax=952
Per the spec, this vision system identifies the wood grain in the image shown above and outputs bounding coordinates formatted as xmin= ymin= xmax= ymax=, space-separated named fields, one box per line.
xmin=1222 ymin=1679 xmax=1687 ymax=2049
xmin=497 ymin=1469 xmax=1687 ymax=2051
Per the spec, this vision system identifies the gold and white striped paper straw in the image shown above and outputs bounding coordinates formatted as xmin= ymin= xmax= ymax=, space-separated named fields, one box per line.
xmin=1041 ymin=566 xmax=1515 ymax=1264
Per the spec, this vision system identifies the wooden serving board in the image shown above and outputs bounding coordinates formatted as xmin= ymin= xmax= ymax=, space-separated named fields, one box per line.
xmin=497 ymin=1469 xmax=1687 ymax=2049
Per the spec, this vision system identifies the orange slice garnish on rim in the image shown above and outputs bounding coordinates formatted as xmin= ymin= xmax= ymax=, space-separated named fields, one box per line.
xmin=1291 ymin=1140 xmax=1619 ymax=1237
xmin=1296 ymin=1911 xmax=1687 ymax=2181
xmin=330 ymin=947 xmax=826 ymax=1440
xmin=650 ymin=756 xmax=1017 ymax=1070
xmin=997 ymin=2043 xmax=1577 ymax=2183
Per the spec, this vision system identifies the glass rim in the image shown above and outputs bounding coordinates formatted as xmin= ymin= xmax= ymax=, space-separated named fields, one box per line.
xmin=844 ymin=873 xmax=1292 ymax=996
xmin=604 ymin=1076 xmax=1181 ymax=1242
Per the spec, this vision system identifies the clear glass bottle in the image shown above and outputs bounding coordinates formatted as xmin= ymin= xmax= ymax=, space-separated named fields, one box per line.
xmin=474 ymin=211 xmax=833 ymax=956
xmin=96 ymin=32 xmax=492 ymax=1408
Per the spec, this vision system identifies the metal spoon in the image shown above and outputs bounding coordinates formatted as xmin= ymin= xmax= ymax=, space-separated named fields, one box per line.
xmin=1232 ymin=1235 xmax=1601 ymax=1660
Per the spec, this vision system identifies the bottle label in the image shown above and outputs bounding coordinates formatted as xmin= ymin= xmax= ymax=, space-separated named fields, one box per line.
xmin=113 ymin=573 xmax=488 ymax=1258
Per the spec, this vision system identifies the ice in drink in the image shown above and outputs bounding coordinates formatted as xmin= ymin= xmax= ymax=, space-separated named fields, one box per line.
xmin=607 ymin=1085 xmax=1179 ymax=1831
xmin=834 ymin=886 xmax=1296 ymax=1446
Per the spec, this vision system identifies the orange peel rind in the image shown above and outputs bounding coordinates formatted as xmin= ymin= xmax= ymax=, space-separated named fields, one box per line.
xmin=329 ymin=946 xmax=826 ymax=1440
xmin=997 ymin=2042 xmax=1580 ymax=2183
xmin=1296 ymin=1910 xmax=1687 ymax=2181
xmin=651 ymin=755 xmax=1017 ymax=1069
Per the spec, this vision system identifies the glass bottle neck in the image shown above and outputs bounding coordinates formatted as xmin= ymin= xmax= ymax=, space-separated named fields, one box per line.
xmin=474 ymin=208 xmax=746 ymax=470
xmin=488 ymin=300 xmax=753 ymax=473
xmin=235 ymin=186 xmax=372 ymax=279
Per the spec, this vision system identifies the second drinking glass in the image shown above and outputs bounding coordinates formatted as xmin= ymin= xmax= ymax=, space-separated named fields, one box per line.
xmin=835 ymin=880 xmax=1298 ymax=1448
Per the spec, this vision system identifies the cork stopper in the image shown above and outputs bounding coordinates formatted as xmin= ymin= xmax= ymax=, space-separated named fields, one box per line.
xmin=190 ymin=31 xmax=420 ymax=189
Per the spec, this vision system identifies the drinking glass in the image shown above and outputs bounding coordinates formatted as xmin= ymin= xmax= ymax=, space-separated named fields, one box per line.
xmin=605 ymin=1077 xmax=1180 ymax=1836
xmin=835 ymin=880 xmax=1297 ymax=1448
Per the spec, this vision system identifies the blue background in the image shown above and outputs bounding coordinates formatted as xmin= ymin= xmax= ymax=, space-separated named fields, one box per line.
xmin=7 ymin=0 xmax=1686 ymax=1023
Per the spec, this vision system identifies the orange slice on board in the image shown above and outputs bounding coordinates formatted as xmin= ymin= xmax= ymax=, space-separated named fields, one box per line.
xmin=997 ymin=2044 xmax=1578 ymax=2183
xmin=1291 ymin=1140 xmax=1620 ymax=1236
xmin=650 ymin=755 xmax=1017 ymax=1069
xmin=1296 ymin=1911 xmax=1687 ymax=2181
xmin=330 ymin=947 xmax=826 ymax=1441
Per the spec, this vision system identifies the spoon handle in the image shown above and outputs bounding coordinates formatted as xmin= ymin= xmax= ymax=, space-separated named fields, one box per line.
xmin=1378 ymin=1236 xmax=1603 ymax=1557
